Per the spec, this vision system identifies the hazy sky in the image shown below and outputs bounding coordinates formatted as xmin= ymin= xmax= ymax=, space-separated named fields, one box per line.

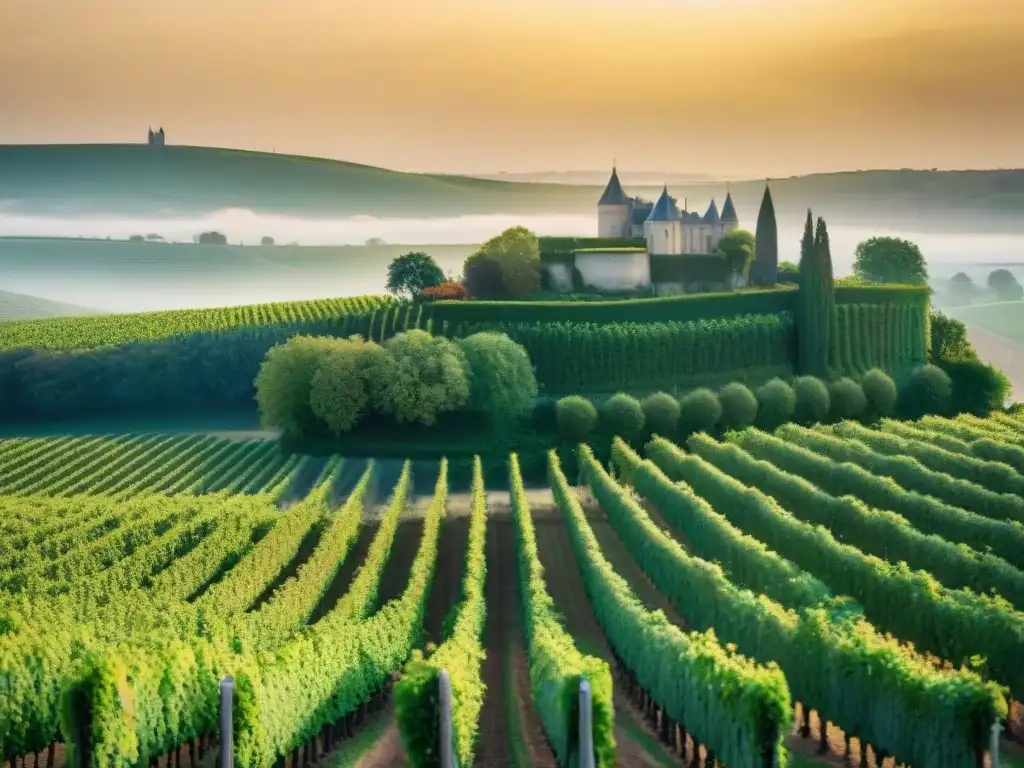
xmin=1 ymin=0 xmax=1021 ymax=177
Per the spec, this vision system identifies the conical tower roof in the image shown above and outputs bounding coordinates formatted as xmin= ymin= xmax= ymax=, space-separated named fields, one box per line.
xmin=721 ymin=192 xmax=738 ymax=223
xmin=598 ymin=166 xmax=630 ymax=206
xmin=646 ymin=185 xmax=680 ymax=222
xmin=702 ymin=199 xmax=720 ymax=224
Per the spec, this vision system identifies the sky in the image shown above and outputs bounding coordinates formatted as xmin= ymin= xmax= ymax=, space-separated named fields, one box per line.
xmin=1 ymin=0 xmax=1021 ymax=178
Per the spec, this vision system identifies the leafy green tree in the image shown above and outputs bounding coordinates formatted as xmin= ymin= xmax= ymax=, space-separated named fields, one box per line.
xmin=369 ymin=329 xmax=469 ymax=426
xmin=463 ymin=252 xmax=505 ymax=299
xmin=556 ymin=395 xmax=598 ymax=442
xmin=755 ymin=378 xmax=796 ymax=430
xmin=947 ymin=272 xmax=977 ymax=305
xmin=718 ymin=382 xmax=758 ymax=430
xmin=751 ymin=184 xmax=778 ymax=285
xmin=386 ymin=251 xmax=445 ymax=299
xmin=929 ymin=312 xmax=976 ymax=363
xmin=457 ymin=332 xmax=537 ymax=420
xmin=641 ymin=392 xmax=681 ymax=438
xmin=852 ymin=237 xmax=928 ymax=285
xmin=796 ymin=211 xmax=836 ymax=377
xmin=599 ymin=393 xmax=645 ymax=442
xmin=463 ymin=226 xmax=541 ymax=299
xmin=713 ymin=229 xmax=756 ymax=284
xmin=309 ymin=336 xmax=385 ymax=435
xmin=255 ymin=335 xmax=338 ymax=438
xmin=987 ymin=269 xmax=1024 ymax=302
xmin=777 ymin=261 xmax=799 ymax=284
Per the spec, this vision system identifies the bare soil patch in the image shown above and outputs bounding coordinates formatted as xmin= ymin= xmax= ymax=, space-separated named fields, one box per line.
xmin=422 ymin=516 xmax=470 ymax=645
xmin=476 ymin=519 xmax=555 ymax=768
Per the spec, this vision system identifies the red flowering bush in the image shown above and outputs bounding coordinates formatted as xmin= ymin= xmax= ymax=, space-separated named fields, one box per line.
xmin=420 ymin=281 xmax=467 ymax=300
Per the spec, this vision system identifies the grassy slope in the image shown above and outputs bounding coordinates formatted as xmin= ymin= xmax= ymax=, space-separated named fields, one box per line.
xmin=0 ymin=289 xmax=98 ymax=321
xmin=1 ymin=144 xmax=1022 ymax=230
xmin=948 ymin=301 xmax=1024 ymax=343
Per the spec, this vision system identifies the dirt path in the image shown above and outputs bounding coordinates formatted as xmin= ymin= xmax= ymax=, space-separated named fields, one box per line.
xmin=353 ymin=718 xmax=407 ymax=768
xmin=476 ymin=519 xmax=556 ymax=768
xmin=532 ymin=516 xmax=684 ymax=768
xmin=422 ymin=516 xmax=470 ymax=645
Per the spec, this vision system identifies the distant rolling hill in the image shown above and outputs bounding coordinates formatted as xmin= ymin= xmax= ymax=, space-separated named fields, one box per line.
xmin=0 ymin=289 xmax=98 ymax=321
xmin=0 ymin=144 xmax=1022 ymax=232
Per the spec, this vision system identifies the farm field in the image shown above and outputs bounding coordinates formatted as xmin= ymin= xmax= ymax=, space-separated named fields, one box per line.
xmin=3 ymin=410 xmax=1024 ymax=767
xmin=948 ymin=301 xmax=1024 ymax=344
xmin=0 ymin=290 xmax=98 ymax=321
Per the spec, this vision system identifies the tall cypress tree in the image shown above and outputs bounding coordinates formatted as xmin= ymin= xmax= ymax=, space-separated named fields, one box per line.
xmin=752 ymin=183 xmax=778 ymax=285
xmin=797 ymin=209 xmax=819 ymax=375
xmin=815 ymin=216 xmax=836 ymax=376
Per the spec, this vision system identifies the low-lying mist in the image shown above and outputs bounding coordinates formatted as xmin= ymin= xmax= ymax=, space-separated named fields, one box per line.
xmin=1 ymin=209 xmax=1022 ymax=314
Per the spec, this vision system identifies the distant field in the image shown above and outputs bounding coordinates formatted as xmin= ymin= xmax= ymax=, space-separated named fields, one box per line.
xmin=0 ymin=294 xmax=388 ymax=350
xmin=1 ymin=144 xmax=1023 ymax=230
xmin=0 ymin=289 xmax=97 ymax=321
xmin=0 ymin=239 xmax=476 ymax=313
xmin=948 ymin=300 xmax=1024 ymax=343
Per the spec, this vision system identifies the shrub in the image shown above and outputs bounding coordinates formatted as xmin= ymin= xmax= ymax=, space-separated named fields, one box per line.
xmin=641 ymin=392 xmax=681 ymax=438
xmin=556 ymin=396 xmax=598 ymax=442
xmin=678 ymin=388 xmax=722 ymax=437
xmin=457 ymin=332 xmax=537 ymax=420
xmin=898 ymin=364 xmax=953 ymax=419
xmin=930 ymin=312 xmax=976 ymax=363
xmin=420 ymin=281 xmax=467 ymax=301
xmin=792 ymin=376 xmax=830 ymax=425
xmin=860 ymin=368 xmax=897 ymax=420
xmin=370 ymin=330 xmax=470 ymax=426
xmin=718 ymin=382 xmax=758 ymax=430
xmin=255 ymin=335 xmax=339 ymax=438
xmin=940 ymin=358 xmax=1011 ymax=417
xmin=599 ymin=393 xmax=645 ymax=442
xmin=755 ymin=378 xmax=796 ymax=431
xmin=308 ymin=336 xmax=384 ymax=435
xmin=827 ymin=377 xmax=867 ymax=421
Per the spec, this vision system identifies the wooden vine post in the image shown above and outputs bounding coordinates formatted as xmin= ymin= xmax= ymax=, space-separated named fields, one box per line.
xmin=439 ymin=668 xmax=454 ymax=768
xmin=579 ymin=676 xmax=595 ymax=768
xmin=219 ymin=676 xmax=234 ymax=768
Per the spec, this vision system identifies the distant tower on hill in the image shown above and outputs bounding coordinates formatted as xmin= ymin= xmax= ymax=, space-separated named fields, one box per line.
xmin=147 ymin=127 xmax=166 ymax=147
xmin=597 ymin=166 xmax=632 ymax=238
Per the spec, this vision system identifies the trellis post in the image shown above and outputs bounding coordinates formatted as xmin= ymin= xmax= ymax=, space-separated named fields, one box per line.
xmin=579 ymin=676 xmax=595 ymax=768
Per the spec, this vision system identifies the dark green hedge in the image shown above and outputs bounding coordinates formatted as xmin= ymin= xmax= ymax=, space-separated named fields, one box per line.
xmin=539 ymin=236 xmax=645 ymax=260
xmin=425 ymin=287 xmax=798 ymax=327
xmin=649 ymin=254 xmax=732 ymax=284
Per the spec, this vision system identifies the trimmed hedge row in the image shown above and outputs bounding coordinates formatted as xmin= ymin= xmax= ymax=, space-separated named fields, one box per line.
xmin=600 ymin=439 xmax=1003 ymax=768
xmin=687 ymin=433 xmax=1024 ymax=612
xmin=509 ymin=453 xmax=616 ymax=768
xmin=607 ymin=438 xmax=831 ymax=611
xmin=728 ymin=428 xmax=1024 ymax=573
xmin=559 ymin=447 xmax=792 ymax=767
xmin=646 ymin=436 xmax=1024 ymax=701
xmin=824 ymin=420 xmax=1024 ymax=496
xmin=396 ymin=457 xmax=488 ymax=767
xmin=776 ymin=424 xmax=1024 ymax=525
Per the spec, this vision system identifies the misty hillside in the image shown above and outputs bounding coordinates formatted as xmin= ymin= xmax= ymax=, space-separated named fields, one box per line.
xmin=0 ymin=144 xmax=1022 ymax=232
xmin=0 ymin=290 xmax=98 ymax=321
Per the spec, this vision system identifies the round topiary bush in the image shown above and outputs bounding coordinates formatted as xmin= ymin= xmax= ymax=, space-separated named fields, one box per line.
xmin=599 ymin=393 xmax=645 ymax=442
xmin=369 ymin=329 xmax=470 ymax=426
xmin=899 ymin=364 xmax=953 ymax=419
xmin=755 ymin=378 xmax=796 ymax=431
xmin=860 ymin=368 xmax=898 ymax=421
xmin=309 ymin=336 xmax=385 ymax=435
xmin=792 ymin=376 xmax=831 ymax=425
xmin=255 ymin=335 xmax=340 ymax=438
xmin=642 ymin=392 xmax=681 ymax=438
xmin=457 ymin=332 xmax=537 ymax=420
xmin=719 ymin=382 xmax=759 ymax=431
xmin=827 ymin=377 xmax=868 ymax=422
xmin=556 ymin=396 xmax=599 ymax=442
xmin=679 ymin=388 xmax=722 ymax=437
